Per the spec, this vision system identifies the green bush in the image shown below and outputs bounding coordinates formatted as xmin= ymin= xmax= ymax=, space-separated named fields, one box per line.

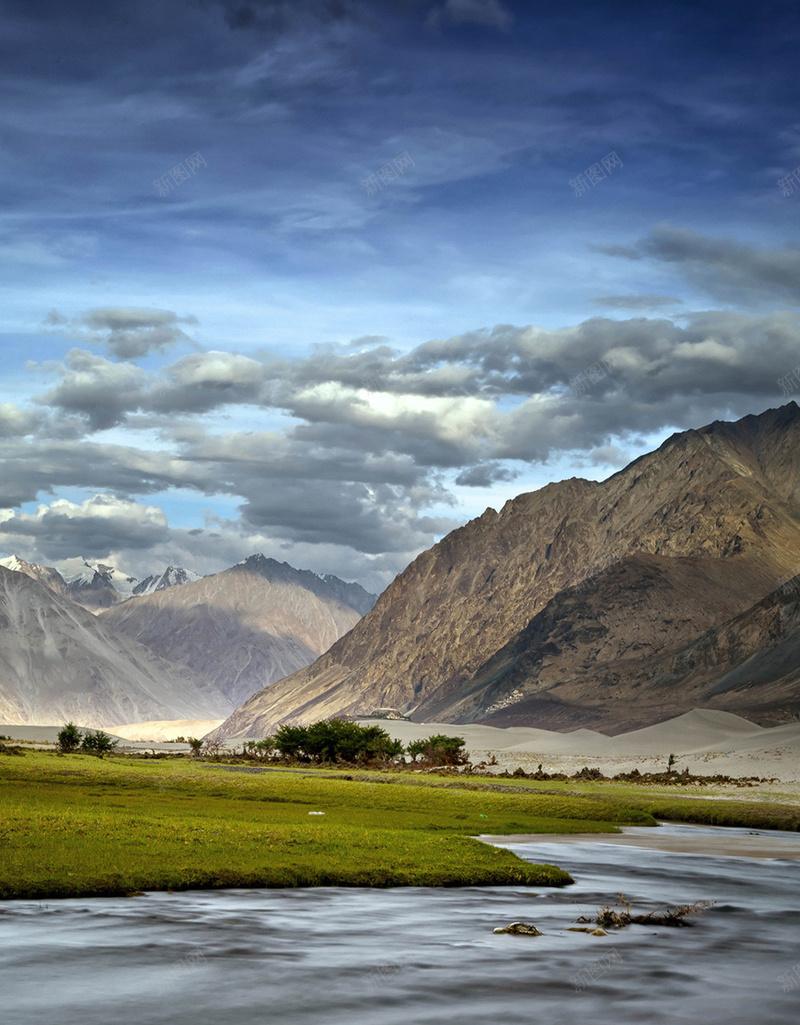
xmin=407 ymin=734 xmax=469 ymax=766
xmin=57 ymin=722 xmax=82 ymax=753
xmin=273 ymin=719 xmax=404 ymax=766
xmin=80 ymin=730 xmax=118 ymax=756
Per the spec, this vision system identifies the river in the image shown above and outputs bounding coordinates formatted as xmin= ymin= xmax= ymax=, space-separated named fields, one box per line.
xmin=1 ymin=824 xmax=798 ymax=1024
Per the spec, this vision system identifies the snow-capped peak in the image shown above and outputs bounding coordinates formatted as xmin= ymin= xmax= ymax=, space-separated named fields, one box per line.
xmin=132 ymin=566 xmax=200 ymax=596
xmin=55 ymin=557 xmax=138 ymax=593
xmin=0 ymin=555 xmax=33 ymax=573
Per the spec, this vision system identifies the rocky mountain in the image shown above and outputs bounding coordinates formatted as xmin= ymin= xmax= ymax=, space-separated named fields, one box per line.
xmin=56 ymin=557 xmax=138 ymax=610
xmin=210 ymin=403 xmax=800 ymax=740
xmin=0 ymin=566 xmax=231 ymax=728
xmin=101 ymin=555 xmax=377 ymax=706
xmin=132 ymin=566 xmax=200 ymax=596
xmin=320 ymin=574 xmax=377 ymax=617
xmin=0 ymin=556 xmax=71 ymax=600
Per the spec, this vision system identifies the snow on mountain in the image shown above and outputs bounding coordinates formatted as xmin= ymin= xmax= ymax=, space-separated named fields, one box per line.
xmin=132 ymin=566 xmax=200 ymax=596
xmin=0 ymin=555 xmax=71 ymax=598
xmin=52 ymin=557 xmax=139 ymax=610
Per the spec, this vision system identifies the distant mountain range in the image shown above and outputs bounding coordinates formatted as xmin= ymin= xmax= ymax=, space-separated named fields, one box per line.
xmin=101 ymin=555 xmax=375 ymax=706
xmin=210 ymin=403 xmax=800 ymax=740
xmin=0 ymin=565 xmax=230 ymax=728
xmin=0 ymin=555 xmax=201 ymax=611
xmin=0 ymin=553 xmax=376 ymax=726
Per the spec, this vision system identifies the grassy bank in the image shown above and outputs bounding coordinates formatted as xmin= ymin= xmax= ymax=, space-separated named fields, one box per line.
xmin=460 ymin=776 xmax=800 ymax=830
xmin=0 ymin=752 xmax=664 ymax=899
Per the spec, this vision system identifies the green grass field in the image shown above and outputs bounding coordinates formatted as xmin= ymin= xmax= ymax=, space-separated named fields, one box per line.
xmin=2 ymin=753 xmax=797 ymax=900
xmin=0 ymin=752 xmax=661 ymax=898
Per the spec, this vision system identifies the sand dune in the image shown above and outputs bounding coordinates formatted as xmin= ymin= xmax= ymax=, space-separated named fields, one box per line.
xmin=5 ymin=708 xmax=800 ymax=785
xmin=110 ymin=719 xmax=225 ymax=742
xmin=361 ymin=709 xmax=800 ymax=783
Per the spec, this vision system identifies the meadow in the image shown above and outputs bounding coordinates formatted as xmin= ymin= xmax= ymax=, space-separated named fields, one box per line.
xmin=0 ymin=752 xmax=657 ymax=898
xmin=2 ymin=753 xmax=798 ymax=900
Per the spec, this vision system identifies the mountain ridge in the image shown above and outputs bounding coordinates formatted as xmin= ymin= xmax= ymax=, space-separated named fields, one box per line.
xmin=209 ymin=403 xmax=800 ymax=740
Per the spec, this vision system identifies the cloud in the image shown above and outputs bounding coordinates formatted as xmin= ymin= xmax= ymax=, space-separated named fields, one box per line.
xmin=44 ymin=307 xmax=198 ymax=361
xmin=427 ymin=0 xmax=513 ymax=30
xmin=10 ymin=266 xmax=800 ymax=580
xmin=0 ymin=404 xmax=42 ymax=438
xmin=220 ymin=0 xmax=362 ymax=34
xmin=455 ymin=461 xmax=518 ymax=486
xmin=0 ymin=494 xmax=169 ymax=562
xmin=592 ymin=295 xmax=684 ymax=310
xmin=606 ymin=225 xmax=800 ymax=306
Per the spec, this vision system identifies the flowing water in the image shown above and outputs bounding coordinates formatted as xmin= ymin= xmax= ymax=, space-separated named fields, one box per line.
xmin=2 ymin=824 xmax=799 ymax=1025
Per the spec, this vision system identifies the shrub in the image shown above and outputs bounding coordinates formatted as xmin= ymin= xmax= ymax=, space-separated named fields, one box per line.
xmin=407 ymin=734 xmax=469 ymax=767
xmin=80 ymin=730 xmax=118 ymax=756
xmin=273 ymin=719 xmax=404 ymax=766
xmin=57 ymin=722 xmax=82 ymax=753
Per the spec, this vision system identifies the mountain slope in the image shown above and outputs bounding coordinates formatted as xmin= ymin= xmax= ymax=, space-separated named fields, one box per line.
xmin=0 ymin=556 xmax=71 ymax=600
xmin=211 ymin=403 xmax=800 ymax=740
xmin=418 ymin=554 xmax=789 ymax=733
xmin=101 ymin=555 xmax=376 ymax=706
xmin=0 ymin=566 xmax=231 ymax=728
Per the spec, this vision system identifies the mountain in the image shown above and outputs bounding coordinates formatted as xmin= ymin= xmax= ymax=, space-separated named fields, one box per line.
xmin=56 ymin=557 xmax=138 ymax=610
xmin=101 ymin=555 xmax=377 ymax=706
xmin=0 ymin=566 xmax=231 ymax=728
xmin=0 ymin=556 xmax=71 ymax=600
xmin=209 ymin=403 xmax=800 ymax=740
xmin=320 ymin=574 xmax=377 ymax=617
xmin=132 ymin=566 xmax=200 ymax=596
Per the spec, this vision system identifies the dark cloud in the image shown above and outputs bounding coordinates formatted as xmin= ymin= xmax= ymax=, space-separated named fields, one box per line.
xmin=0 ymin=495 xmax=169 ymax=562
xmin=455 ymin=461 xmax=518 ymax=487
xmin=609 ymin=225 xmax=800 ymax=306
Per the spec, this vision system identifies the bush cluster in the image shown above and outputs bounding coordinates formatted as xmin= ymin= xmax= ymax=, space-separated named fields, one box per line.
xmin=246 ymin=718 xmax=469 ymax=768
xmin=57 ymin=722 xmax=118 ymax=756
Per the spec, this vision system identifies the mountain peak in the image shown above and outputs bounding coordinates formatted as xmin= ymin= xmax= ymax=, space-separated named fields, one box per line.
xmin=209 ymin=401 xmax=800 ymax=741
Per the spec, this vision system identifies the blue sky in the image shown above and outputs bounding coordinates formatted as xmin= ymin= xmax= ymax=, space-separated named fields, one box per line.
xmin=1 ymin=0 xmax=800 ymax=588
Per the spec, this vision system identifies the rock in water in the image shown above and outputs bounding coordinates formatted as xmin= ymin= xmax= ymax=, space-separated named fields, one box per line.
xmin=493 ymin=922 xmax=542 ymax=935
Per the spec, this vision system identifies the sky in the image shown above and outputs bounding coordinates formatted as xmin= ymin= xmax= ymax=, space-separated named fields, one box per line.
xmin=1 ymin=0 xmax=800 ymax=590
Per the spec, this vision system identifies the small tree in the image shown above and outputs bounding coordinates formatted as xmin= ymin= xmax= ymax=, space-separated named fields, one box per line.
xmin=667 ymin=753 xmax=676 ymax=773
xmin=187 ymin=737 xmax=204 ymax=756
xmin=58 ymin=722 xmax=82 ymax=753
xmin=243 ymin=738 xmax=276 ymax=761
xmin=80 ymin=729 xmax=118 ymax=756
